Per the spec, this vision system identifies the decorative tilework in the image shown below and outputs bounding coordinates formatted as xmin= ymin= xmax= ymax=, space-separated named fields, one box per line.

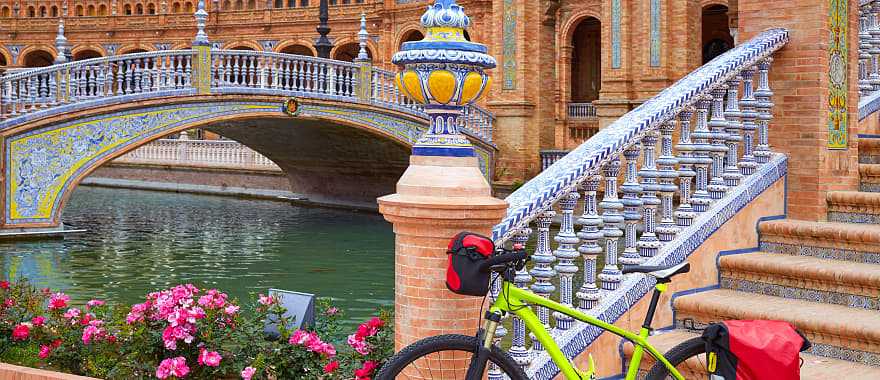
xmin=759 ymin=242 xmax=880 ymax=264
xmin=828 ymin=0 xmax=848 ymax=149
xmin=102 ymin=43 xmax=120 ymax=56
xmin=650 ymin=0 xmax=661 ymax=67
xmin=827 ymin=211 xmax=880 ymax=224
xmin=5 ymin=44 xmax=23 ymax=65
xmin=720 ymin=277 xmax=880 ymax=309
xmin=526 ymin=154 xmax=788 ymax=380
xmin=611 ymin=0 xmax=621 ymax=69
xmin=5 ymin=102 xmax=279 ymax=225
xmin=502 ymin=0 xmax=517 ymax=89
xmin=493 ymin=29 xmax=790 ymax=245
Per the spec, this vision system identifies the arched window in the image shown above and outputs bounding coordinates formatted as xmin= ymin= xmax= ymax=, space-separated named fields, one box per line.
xmin=701 ymin=4 xmax=733 ymax=64
xmin=147 ymin=3 xmax=156 ymax=14
xmin=329 ymin=0 xmax=336 ymax=5
xmin=76 ymin=5 xmax=84 ymax=16
xmin=274 ymin=0 xmax=282 ymax=8
xmin=222 ymin=0 xmax=231 ymax=10
xmin=247 ymin=0 xmax=256 ymax=9
xmin=135 ymin=3 xmax=144 ymax=14
xmin=1 ymin=6 xmax=10 ymax=17
xmin=51 ymin=5 xmax=58 ymax=17
xmin=185 ymin=1 xmax=194 ymax=12
xmin=399 ymin=30 xmax=424 ymax=49
xmin=279 ymin=44 xmax=314 ymax=56
xmin=27 ymin=6 xmax=35 ymax=17
xmin=333 ymin=43 xmax=370 ymax=62
xmin=39 ymin=6 xmax=46 ymax=17
xmin=173 ymin=2 xmax=181 ymax=12
xmin=73 ymin=49 xmax=103 ymax=61
xmin=234 ymin=0 xmax=243 ymax=10
xmin=287 ymin=0 xmax=295 ymax=7
xmin=98 ymin=4 xmax=107 ymax=15
xmin=570 ymin=17 xmax=601 ymax=103
xmin=124 ymin=4 xmax=132 ymax=15
xmin=299 ymin=0 xmax=308 ymax=6
xmin=23 ymin=50 xmax=55 ymax=67
xmin=87 ymin=5 xmax=96 ymax=16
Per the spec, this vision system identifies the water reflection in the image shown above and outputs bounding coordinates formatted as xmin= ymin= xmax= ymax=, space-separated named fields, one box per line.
xmin=0 ymin=187 xmax=394 ymax=327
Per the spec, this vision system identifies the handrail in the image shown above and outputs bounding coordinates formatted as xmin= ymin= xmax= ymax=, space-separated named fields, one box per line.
xmin=0 ymin=50 xmax=495 ymax=144
xmin=492 ymin=28 xmax=790 ymax=244
xmin=859 ymin=1 xmax=880 ymax=120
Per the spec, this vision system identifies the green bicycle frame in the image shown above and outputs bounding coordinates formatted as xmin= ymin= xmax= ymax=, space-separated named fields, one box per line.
xmin=486 ymin=281 xmax=684 ymax=380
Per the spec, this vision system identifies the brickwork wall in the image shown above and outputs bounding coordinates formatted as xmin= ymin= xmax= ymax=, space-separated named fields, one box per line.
xmin=739 ymin=0 xmax=860 ymax=220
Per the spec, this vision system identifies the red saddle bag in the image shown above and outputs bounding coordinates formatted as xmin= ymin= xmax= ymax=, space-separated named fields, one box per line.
xmin=702 ymin=320 xmax=811 ymax=380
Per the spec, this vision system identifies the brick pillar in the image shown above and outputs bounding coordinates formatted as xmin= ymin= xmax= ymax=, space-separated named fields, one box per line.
xmin=378 ymin=155 xmax=507 ymax=349
xmin=738 ymin=0 xmax=860 ymax=220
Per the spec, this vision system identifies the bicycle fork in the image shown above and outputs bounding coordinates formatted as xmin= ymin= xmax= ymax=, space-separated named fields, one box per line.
xmin=465 ymin=311 xmax=502 ymax=379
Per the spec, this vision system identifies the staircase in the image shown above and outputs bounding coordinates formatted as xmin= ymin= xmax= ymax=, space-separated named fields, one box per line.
xmin=622 ymin=138 xmax=880 ymax=377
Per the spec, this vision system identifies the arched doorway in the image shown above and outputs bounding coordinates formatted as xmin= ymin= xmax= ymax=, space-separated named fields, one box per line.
xmin=120 ymin=48 xmax=149 ymax=55
xmin=399 ymin=30 xmax=424 ymax=49
xmin=279 ymin=44 xmax=314 ymax=56
xmin=701 ymin=4 xmax=734 ymax=64
xmin=0 ymin=53 xmax=7 ymax=72
xmin=228 ymin=45 xmax=255 ymax=51
xmin=571 ymin=17 xmax=601 ymax=103
xmin=333 ymin=43 xmax=370 ymax=62
xmin=74 ymin=49 xmax=103 ymax=61
xmin=22 ymin=50 xmax=55 ymax=68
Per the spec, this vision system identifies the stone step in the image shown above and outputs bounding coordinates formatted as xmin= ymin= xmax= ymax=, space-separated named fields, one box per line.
xmin=827 ymin=191 xmax=880 ymax=224
xmin=758 ymin=219 xmax=880 ymax=264
xmin=860 ymin=164 xmax=880 ymax=192
xmin=859 ymin=138 xmax=880 ymax=165
xmin=621 ymin=330 xmax=880 ymax=378
xmin=719 ymin=251 xmax=880 ymax=309
xmin=674 ymin=289 xmax=880 ymax=365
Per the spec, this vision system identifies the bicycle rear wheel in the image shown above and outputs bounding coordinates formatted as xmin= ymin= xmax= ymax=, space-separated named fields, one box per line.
xmin=375 ymin=334 xmax=527 ymax=380
xmin=645 ymin=337 xmax=709 ymax=380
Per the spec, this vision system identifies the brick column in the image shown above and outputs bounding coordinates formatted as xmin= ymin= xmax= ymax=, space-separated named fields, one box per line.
xmin=739 ymin=0 xmax=860 ymax=220
xmin=378 ymin=155 xmax=507 ymax=349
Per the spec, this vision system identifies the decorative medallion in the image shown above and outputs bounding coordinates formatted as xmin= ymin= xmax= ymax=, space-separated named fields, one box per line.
xmin=828 ymin=0 xmax=848 ymax=149
xmin=283 ymin=98 xmax=301 ymax=116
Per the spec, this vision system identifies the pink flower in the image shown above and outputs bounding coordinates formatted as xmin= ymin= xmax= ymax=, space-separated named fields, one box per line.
xmin=31 ymin=316 xmax=46 ymax=327
xmin=257 ymin=294 xmax=275 ymax=306
xmin=198 ymin=348 xmax=222 ymax=367
xmin=63 ymin=308 xmax=81 ymax=320
xmin=241 ymin=366 xmax=256 ymax=380
xmin=82 ymin=324 xmax=105 ymax=345
xmin=324 ymin=307 xmax=339 ymax=315
xmin=0 ymin=281 xmax=9 ymax=290
xmin=86 ymin=299 xmax=105 ymax=309
xmin=156 ymin=357 xmax=189 ymax=379
xmin=367 ymin=317 xmax=385 ymax=329
xmin=355 ymin=360 xmax=379 ymax=379
xmin=348 ymin=334 xmax=372 ymax=355
xmin=4 ymin=298 xmax=15 ymax=307
xmin=324 ymin=361 xmax=339 ymax=373
xmin=224 ymin=304 xmax=240 ymax=315
xmin=48 ymin=292 xmax=70 ymax=310
xmin=12 ymin=324 xmax=30 ymax=341
xmin=38 ymin=345 xmax=51 ymax=359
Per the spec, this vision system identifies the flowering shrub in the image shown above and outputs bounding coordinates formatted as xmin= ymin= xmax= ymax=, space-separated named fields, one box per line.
xmin=0 ymin=278 xmax=394 ymax=379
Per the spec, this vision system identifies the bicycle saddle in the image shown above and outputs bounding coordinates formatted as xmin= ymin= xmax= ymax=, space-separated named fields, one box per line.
xmin=622 ymin=262 xmax=690 ymax=283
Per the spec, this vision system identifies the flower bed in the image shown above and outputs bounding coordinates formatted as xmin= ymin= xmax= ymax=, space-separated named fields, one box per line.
xmin=0 ymin=279 xmax=393 ymax=379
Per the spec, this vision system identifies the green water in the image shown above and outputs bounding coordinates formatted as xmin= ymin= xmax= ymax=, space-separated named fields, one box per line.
xmin=0 ymin=187 xmax=395 ymax=327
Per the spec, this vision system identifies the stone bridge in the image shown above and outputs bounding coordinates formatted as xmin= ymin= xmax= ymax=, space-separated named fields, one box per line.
xmin=0 ymin=49 xmax=496 ymax=233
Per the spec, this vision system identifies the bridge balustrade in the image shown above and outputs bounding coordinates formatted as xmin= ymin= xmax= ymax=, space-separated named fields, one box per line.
xmin=117 ymin=138 xmax=280 ymax=170
xmin=489 ymin=29 xmax=789 ymax=379
xmin=0 ymin=50 xmax=494 ymax=144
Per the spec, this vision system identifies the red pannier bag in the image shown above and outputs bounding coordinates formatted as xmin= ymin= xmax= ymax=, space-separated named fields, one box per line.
xmin=445 ymin=232 xmax=495 ymax=296
xmin=701 ymin=320 xmax=811 ymax=380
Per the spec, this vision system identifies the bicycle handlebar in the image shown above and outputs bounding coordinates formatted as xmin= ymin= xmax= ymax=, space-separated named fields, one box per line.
xmin=479 ymin=250 xmax=529 ymax=273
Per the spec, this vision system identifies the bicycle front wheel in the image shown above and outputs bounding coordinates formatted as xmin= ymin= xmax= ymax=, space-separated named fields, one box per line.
xmin=645 ymin=337 xmax=708 ymax=380
xmin=375 ymin=334 xmax=527 ymax=380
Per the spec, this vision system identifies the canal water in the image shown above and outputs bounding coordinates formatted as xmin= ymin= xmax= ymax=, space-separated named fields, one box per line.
xmin=0 ymin=186 xmax=395 ymax=327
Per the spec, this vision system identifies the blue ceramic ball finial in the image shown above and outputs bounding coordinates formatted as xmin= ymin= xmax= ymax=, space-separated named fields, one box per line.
xmin=392 ymin=0 xmax=496 ymax=158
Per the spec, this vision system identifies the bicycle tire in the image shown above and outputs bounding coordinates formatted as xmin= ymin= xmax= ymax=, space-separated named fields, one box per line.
xmin=645 ymin=337 xmax=707 ymax=380
xmin=375 ymin=334 xmax=528 ymax=380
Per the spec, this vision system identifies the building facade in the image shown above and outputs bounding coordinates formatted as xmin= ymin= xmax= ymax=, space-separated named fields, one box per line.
xmin=0 ymin=0 xmax=736 ymax=185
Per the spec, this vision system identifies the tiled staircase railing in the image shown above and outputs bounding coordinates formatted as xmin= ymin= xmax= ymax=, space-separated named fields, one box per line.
xmin=489 ymin=28 xmax=790 ymax=379
xmin=859 ymin=0 xmax=880 ymax=120
xmin=0 ymin=50 xmax=494 ymax=144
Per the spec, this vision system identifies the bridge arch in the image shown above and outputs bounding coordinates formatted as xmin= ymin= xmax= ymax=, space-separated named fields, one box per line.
xmin=0 ymin=94 xmax=494 ymax=230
